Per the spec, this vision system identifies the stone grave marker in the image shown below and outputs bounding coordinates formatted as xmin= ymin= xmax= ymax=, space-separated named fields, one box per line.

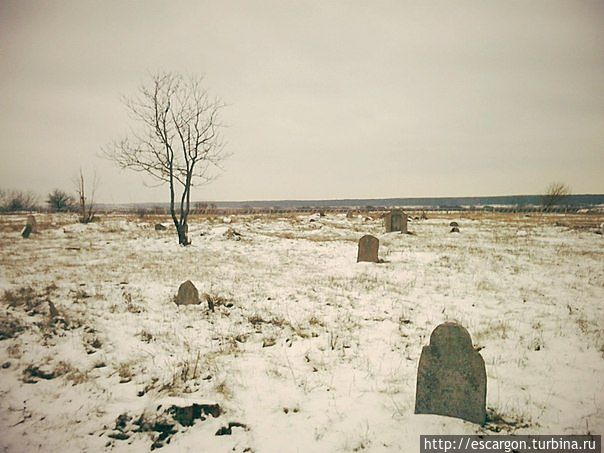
xmin=449 ymin=221 xmax=459 ymax=227
xmin=357 ymin=234 xmax=379 ymax=263
xmin=414 ymin=322 xmax=486 ymax=425
xmin=450 ymin=227 xmax=460 ymax=233
xmin=175 ymin=280 xmax=200 ymax=305
xmin=384 ymin=210 xmax=407 ymax=233
xmin=21 ymin=224 xmax=32 ymax=239
xmin=26 ymin=215 xmax=38 ymax=234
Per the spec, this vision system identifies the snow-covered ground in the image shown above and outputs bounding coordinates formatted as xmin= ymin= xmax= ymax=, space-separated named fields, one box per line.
xmin=0 ymin=212 xmax=602 ymax=452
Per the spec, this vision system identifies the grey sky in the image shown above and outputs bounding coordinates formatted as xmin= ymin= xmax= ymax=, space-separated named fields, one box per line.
xmin=1 ymin=1 xmax=603 ymax=203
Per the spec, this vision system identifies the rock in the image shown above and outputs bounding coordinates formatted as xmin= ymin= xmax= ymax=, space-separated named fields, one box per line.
xmin=154 ymin=223 xmax=167 ymax=231
xmin=224 ymin=228 xmax=241 ymax=241
xmin=175 ymin=280 xmax=200 ymax=305
xmin=169 ymin=403 xmax=221 ymax=426
xmin=415 ymin=322 xmax=486 ymax=425
xmin=449 ymin=221 xmax=459 ymax=227
xmin=215 ymin=422 xmax=247 ymax=436
xmin=450 ymin=227 xmax=460 ymax=233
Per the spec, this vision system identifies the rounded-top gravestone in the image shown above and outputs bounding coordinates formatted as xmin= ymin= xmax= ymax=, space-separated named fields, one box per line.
xmin=357 ymin=235 xmax=379 ymax=263
xmin=414 ymin=322 xmax=486 ymax=425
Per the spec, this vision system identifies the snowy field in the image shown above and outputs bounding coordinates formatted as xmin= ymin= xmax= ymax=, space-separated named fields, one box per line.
xmin=0 ymin=212 xmax=603 ymax=452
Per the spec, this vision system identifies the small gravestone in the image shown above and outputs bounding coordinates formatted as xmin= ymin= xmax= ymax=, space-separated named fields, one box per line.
xmin=175 ymin=280 xmax=200 ymax=305
xmin=415 ymin=322 xmax=486 ymax=425
xmin=449 ymin=221 xmax=459 ymax=227
xmin=21 ymin=224 xmax=32 ymax=239
xmin=155 ymin=223 xmax=167 ymax=231
xmin=384 ymin=210 xmax=407 ymax=233
xmin=357 ymin=235 xmax=379 ymax=263
xmin=26 ymin=215 xmax=38 ymax=233
xmin=450 ymin=227 xmax=460 ymax=233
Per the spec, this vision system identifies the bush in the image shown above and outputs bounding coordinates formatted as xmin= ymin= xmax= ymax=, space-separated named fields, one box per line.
xmin=0 ymin=189 xmax=39 ymax=212
xmin=46 ymin=189 xmax=75 ymax=212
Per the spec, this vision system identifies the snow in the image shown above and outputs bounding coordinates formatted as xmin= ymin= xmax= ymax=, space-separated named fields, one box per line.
xmin=0 ymin=212 xmax=603 ymax=452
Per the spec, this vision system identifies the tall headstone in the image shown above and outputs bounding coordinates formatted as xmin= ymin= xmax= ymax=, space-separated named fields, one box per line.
xmin=384 ymin=210 xmax=407 ymax=233
xmin=357 ymin=235 xmax=379 ymax=263
xmin=415 ymin=322 xmax=486 ymax=425
xmin=175 ymin=280 xmax=200 ymax=305
xmin=26 ymin=215 xmax=37 ymax=234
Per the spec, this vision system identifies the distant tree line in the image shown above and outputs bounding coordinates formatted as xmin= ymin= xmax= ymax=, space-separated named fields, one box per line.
xmin=1 ymin=169 xmax=98 ymax=223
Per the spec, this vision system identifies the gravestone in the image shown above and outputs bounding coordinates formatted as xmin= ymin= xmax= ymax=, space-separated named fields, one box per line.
xmin=26 ymin=215 xmax=38 ymax=234
xmin=357 ymin=235 xmax=379 ymax=263
xmin=21 ymin=225 xmax=32 ymax=239
xmin=175 ymin=280 xmax=200 ymax=305
xmin=450 ymin=227 xmax=460 ymax=233
xmin=449 ymin=221 xmax=459 ymax=227
xmin=155 ymin=223 xmax=167 ymax=231
xmin=384 ymin=210 xmax=407 ymax=233
xmin=415 ymin=322 xmax=486 ymax=425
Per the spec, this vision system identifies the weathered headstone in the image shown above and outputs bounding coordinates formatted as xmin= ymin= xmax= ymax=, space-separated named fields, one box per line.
xmin=26 ymin=215 xmax=38 ymax=234
xmin=449 ymin=221 xmax=459 ymax=227
xmin=384 ymin=210 xmax=407 ymax=233
xmin=357 ymin=235 xmax=379 ymax=263
xmin=21 ymin=224 xmax=32 ymax=239
xmin=450 ymin=227 xmax=460 ymax=233
xmin=155 ymin=223 xmax=167 ymax=231
xmin=175 ymin=280 xmax=200 ymax=305
xmin=415 ymin=322 xmax=486 ymax=425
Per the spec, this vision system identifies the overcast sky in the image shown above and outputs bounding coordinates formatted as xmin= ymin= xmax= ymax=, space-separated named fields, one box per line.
xmin=1 ymin=1 xmax=603 ymax=203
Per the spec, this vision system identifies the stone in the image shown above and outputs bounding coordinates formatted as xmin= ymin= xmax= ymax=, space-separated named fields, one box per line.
xmin=175 ymin=280 xmax=200 ymax=305
xmin=415 ymin=322 xmax=486 ymax=425
xmin=449 ymin=221 xmax=459 ymax=227
xmin=224 ymin=228 xmax=241 ymax=241
xmin=154 ymin=223 xmax=167 ymax=231
xmin=450 ymin=227 xmax=460 ymax=233
xmin=26 ymin=215 xmax=38 ymax=233
xmin=384 ymin=210 xmax=407 ymax=233
xmin=21 ymin=224 xmax=32 ymax=238
xmin=357 ymin=234 xmax=379 ymax=263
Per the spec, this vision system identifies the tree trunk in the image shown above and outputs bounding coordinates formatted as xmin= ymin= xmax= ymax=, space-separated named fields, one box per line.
xmin=176 ymin=223 xmax=190 ymax=246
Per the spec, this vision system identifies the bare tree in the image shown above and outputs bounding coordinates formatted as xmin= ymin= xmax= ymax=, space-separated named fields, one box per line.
xmin=541 ymin=182 xmax=571 ymax=211
xmin=46 ymin=189 xmax=75 ymax=212
xmin=105 ymin=72 xmax=227 ymax=245
xmin=74 ymin=169 xmax=99 ymax=223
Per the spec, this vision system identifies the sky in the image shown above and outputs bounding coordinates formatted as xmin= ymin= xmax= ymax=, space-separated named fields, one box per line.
xmin=1 ymin=1 xmax=603 ymax=204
